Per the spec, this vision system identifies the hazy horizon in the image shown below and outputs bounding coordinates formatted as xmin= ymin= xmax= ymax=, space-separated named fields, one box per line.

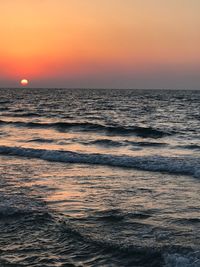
xmin=0 ymin=0 xmax=200 ymax=89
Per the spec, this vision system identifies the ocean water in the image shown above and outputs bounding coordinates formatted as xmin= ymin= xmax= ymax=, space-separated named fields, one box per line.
xmin=0 ymin=88 xmax=199 ymax=267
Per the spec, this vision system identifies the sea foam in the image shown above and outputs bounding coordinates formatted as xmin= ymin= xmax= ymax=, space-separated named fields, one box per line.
xmin=0 ymin=145 xmax=199 ymax=178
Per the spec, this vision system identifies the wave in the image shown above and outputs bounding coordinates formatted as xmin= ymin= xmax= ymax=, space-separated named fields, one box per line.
xmin=61 ymin=218 xmax=199 ymax=267
xmin=180 ymin=144 xmax=200 ymax=150
xmin=164 ymin=252 xmax=200 ymax=267
xmin=27 ymin=138 xmax=55 ymax=143
xmin=0 ymin=192 xmax=48 ymax=219
xmin=0 ymin=100 xmax=10 ymax=104
xmin=0 ymin=204 xmax=49 ymax=219
xmin=0 ymin=146 xmax=199 ymax=178
xmin=92 ymin=209 xmax=152 ymax=222
xmin=93 ymin=209 xmax=126 ymax=222
xmin=175 ymin=218 xmax=200 ymax=225
xmin=127 ymin=141 xmax=167 ymax=147
xmin=0 ymin=119 xmax=173 ymax=138
xmin=90 ymin=139 xmax=167 ymax=148
xmin=24 ymin=136 xmax=168 ymax=149
xmin=90 ymin=139 xmax=124 ymax=147
xmin=0 ymin=107 xmax=9 ymax=111
xmin=10 ymin=112 xmax=41 ymax=117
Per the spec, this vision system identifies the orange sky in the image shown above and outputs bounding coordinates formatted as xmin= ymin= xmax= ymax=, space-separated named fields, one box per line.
xmin=0 ymin=0 xmax=200 ymax=88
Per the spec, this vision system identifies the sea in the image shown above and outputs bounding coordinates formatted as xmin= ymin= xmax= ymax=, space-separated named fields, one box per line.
xmin=0 ymin=88 xmax=199 ymax=267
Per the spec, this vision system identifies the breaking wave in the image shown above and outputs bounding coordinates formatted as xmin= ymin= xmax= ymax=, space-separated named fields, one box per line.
xmin=0 ymin=145 xmax=199 ymax=178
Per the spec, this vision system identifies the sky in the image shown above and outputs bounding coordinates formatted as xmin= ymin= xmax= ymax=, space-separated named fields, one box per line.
xmin=0 ymin=0 xmax=200 ymax=89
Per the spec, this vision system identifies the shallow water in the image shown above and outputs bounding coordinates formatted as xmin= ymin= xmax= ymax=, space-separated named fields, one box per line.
xmin=0 ymin=88 xmax=200 ymax=266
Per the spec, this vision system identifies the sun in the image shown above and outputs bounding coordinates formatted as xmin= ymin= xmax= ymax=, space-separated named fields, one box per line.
xmin=20 ymin=79 xmax=29 ymax=86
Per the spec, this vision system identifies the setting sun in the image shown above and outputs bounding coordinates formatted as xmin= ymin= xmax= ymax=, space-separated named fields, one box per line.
xmin=20 ymin=79 xmax=29 ymax=86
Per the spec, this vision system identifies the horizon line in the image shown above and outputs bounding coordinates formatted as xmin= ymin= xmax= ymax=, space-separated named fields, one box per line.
xmin=0 ymin=87 xmax=199 ymax=91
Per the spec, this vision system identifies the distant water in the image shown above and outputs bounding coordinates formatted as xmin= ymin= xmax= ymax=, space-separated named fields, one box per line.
xmin=0 ymin=88 xmax=199 ymax=267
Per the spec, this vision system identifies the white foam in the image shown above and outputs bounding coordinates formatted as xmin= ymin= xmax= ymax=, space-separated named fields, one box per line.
xmin=0 ymin=145 xmax=199 ymax=178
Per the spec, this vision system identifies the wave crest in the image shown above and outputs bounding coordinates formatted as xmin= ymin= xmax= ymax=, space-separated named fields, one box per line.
xmin=0 ymin=119 xmax=173 ymax=138
xmin=0 ymin=146 xmax=199 ymax=177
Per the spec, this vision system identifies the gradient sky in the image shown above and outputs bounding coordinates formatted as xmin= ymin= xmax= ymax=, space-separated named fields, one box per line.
xmin=0 ymin=0 xmax=200 ymax=89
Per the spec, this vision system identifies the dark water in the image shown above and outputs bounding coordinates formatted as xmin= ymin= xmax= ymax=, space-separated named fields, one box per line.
xmin=0 ymin=88 xmax=200 ymax=266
